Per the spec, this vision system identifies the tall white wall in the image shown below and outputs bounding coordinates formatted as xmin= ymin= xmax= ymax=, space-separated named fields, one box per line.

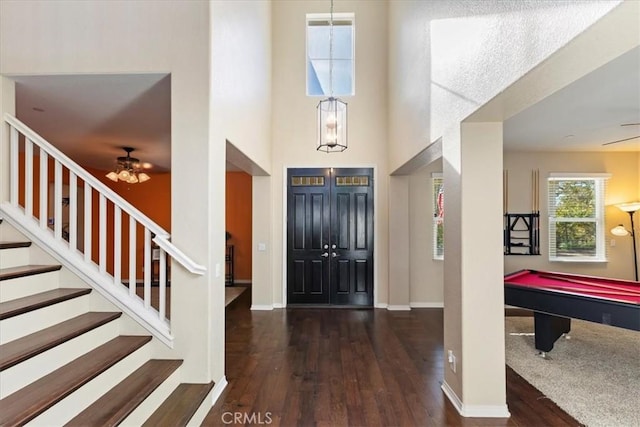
xmin=211 ymin=1 xmax=272 ymax=174
xmin=263 ymin=0 xmax=390 ymax=307
xmin=0 ymin=0 xmax=219 ymax=382
xmin=209 ymin=0 xmax=273 ymax=377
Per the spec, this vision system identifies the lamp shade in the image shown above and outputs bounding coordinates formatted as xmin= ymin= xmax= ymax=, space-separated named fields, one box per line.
xmin=616 ymin=202 xmax=640 ymax=213
xmin=611 ymin=225 xmax=630 ymax=236
xmin=317 ymin=97 xmax=347 ymax=153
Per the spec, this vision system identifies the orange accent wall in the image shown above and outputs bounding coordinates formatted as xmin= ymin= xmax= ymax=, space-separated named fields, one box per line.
xmin=226 ymin=172 xmax=252 ymax=281
xmin=17 ymin=153 xmax=170 ymax=279
xmin=86 ymin=166 xmax=171 ymax=279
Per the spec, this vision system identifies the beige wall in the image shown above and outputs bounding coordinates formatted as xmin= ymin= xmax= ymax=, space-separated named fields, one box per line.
xmin=265 ymin=0 xmax=389 ymax=307
xmin=211 ymin=1 xmax=272 ymax=174
xmin=0 ymin=0 xmax=219 ymax=382
xmin=505 ymin=151 xmax=640 ymax=281
xmin=408 ymin=160 xmax=444 ymax=306
xmin=209 ymin=0 xmax=273 ymax=375
xmin=410 ymin=151 xmax=640 ymax=300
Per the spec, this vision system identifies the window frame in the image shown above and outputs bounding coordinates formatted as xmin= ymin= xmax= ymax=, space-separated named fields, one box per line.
xmin=547 ymin=173 xmax=610 ymax=263
xmin=305 ymin=12 xmax=355 ymax=97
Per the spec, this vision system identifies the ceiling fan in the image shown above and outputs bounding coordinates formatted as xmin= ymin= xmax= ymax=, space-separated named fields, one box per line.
xmin=601 ymin=123 xmax=640 ymax=146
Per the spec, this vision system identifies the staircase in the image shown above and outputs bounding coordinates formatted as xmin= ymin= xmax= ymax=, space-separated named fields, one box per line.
xmin=0 ymin=221 xmax=214 ymax=426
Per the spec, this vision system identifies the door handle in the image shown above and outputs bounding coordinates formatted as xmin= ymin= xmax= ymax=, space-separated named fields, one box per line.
xmin=332 ymin=252 xmax=338 ymax=258
xmin=321 ymin=252 xmax=329 ymax=258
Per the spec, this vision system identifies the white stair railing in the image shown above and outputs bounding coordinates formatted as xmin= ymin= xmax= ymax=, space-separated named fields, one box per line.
xmin=2 ymin=113 xmax=205 ymax=347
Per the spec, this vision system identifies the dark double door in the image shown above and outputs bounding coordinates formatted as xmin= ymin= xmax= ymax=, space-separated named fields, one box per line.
xmin=287 ymin=168 xmax=374 ymax=306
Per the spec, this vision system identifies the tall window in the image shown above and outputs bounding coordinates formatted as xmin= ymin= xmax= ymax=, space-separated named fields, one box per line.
xmin=547 ymin=174 xmax=609 ymax=262
xmin=432 ymin=174 xmax=444 ymax=260
xmin=306 ymin=13 xmax=354 ymax=96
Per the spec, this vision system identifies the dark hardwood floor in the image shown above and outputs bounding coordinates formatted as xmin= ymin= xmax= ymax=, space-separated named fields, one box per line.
xmin=203 ymin=289 xmax=580 ymax=426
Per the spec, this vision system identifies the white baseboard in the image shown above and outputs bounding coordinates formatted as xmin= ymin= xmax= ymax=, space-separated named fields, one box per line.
xmin=375 ymin=303 xmax=388 ymax=309
xmin=273 ymin=303 xmax=284 ymax=308
xmin=209 ymin=376 xmax=228 ymax=406
xmin=250 ymin=305 xmax=274 ymax=311
xmin=410 ymin=302 xmax=444 ymax=308
xmin=387 ymin=305 xmax=411 ymax=311
xmin=441 ymin=381 xmax=463 ymax=414
xmin=441 ymin=381 xmax=510 ymax=418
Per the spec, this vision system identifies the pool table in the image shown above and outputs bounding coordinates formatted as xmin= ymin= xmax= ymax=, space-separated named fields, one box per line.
xmin=504 ymin=269 xmax=640 ymax=355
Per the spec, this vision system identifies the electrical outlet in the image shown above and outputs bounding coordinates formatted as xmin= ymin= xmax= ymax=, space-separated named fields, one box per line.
xmin=447 ymin=350 xmax=456 ymax=373
xmin=610 ymin=239 xmax=616 ymax=247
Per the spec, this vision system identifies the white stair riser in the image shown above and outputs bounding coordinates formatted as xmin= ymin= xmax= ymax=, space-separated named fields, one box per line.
xmin=25 ymin=342 xmax=151 ymax=427
xmin=119 ymin=368 xmax=182 ymax=427
xmin=0 ymin=320 xmax=120 ymax=399
xmin=0 ymin=271 xmax=61 ymax=302
xmin=0 ymin=295 xmax=90 ymax=344
xmin=0 ymin=223 xmax=28 ymax=242
xmin=0 ymin=247 xmax=30 ymax=269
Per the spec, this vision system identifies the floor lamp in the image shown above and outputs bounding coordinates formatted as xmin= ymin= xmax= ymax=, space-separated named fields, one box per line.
xmin=611 ymin=202 xmax=640 ymax=281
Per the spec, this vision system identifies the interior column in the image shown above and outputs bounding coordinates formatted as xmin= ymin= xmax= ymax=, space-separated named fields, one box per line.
xmin=0 ymin=77 xmax=16 ymax=203
xmin=442 ymin=122 xmax=509 ymax=417
xmin=388 ymin=175 xmax=411 ymax=309
xmin=251 ymin=175 xmax=273 ymax=310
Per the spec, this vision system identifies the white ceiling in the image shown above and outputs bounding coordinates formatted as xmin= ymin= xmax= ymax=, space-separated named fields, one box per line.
xmin=15 ymin=74 xmax=171 ymax=172
xmin=503 ymin=46 xmax=640 ymax=152
xmin=11 ymin=46 xmax=639 ymax=175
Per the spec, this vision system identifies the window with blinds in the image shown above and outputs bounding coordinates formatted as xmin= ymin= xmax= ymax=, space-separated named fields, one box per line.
xmin=432 ymin=174 xmax=444 ymax=260
xmin=547 ymin=173 xmax=609 ymax=262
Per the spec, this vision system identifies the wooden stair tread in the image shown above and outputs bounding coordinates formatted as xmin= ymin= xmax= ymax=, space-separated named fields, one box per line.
xmin=143 ymin=382 xmax=214 ymax=427
xmin=0 ymin=288 xmax=92 ymax=320
xmin=0 ymin=241 xmax=31 ymax=250
xmin=0 ymin=312 xmax=122 ymax=371
xmin=0 ymin=264 xmax=62 ymax=281
xmin=65 ymin=359 xmax=183 ymax=427
xmin=0 ymin=335 xmax=151 ymax=427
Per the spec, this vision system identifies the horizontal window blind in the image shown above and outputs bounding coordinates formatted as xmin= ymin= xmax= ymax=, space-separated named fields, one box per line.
xmin=432 ymin=175 xmax=444 ymax=260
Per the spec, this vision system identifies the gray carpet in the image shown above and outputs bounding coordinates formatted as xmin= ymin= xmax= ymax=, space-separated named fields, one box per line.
xmin=505 ymin=317 xmax=640 ymax=427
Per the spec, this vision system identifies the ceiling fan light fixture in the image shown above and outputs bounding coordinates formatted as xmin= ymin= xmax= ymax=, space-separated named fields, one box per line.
xmin=105 ymin=147 xmax=151 ymax=184
xmin=106 ymin=171 xmax=119 ymax=182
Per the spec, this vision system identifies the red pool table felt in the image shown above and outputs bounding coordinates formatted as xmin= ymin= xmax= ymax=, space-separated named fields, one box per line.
xmin=504 ymin=270 xmax=640 ymax=305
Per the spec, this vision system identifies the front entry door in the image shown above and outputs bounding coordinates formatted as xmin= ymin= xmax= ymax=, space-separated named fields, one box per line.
xmin=287 ymin=168 xmax=374 ymax=306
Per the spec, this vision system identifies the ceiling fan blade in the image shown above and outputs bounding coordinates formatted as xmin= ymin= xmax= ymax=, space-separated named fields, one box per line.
xmin=620 ymin=123 xmax=640 ymax=127
xmin=602 ymin=135 xmax=640 ymax=146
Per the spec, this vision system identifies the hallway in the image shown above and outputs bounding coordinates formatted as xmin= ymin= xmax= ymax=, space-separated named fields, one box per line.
xmin=203 ymin=290 xmax=579 ymax=426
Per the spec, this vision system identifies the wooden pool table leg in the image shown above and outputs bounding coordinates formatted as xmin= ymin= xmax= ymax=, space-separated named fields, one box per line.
xmin=533 ymin=312 xmax=571 ymax=357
